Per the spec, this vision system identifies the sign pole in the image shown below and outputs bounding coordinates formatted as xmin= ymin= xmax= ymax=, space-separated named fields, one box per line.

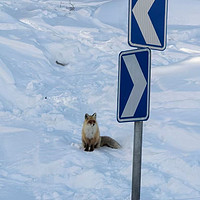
xmin=132 ymin=121 xmax=143 ymax=200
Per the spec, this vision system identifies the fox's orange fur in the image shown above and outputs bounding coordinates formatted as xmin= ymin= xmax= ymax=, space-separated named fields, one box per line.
xmin=82 ymin=113 xmax=100 ymax=151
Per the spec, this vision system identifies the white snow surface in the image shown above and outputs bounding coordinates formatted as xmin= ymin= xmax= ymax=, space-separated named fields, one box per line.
xmin=0 ymin=0 xmax=200 ymax=199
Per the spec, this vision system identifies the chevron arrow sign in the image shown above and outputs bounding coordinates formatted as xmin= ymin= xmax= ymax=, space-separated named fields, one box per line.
xmin=128 ymin=0 xmax=168 ymax=50
xmin=117 ymin=49 xmax=151 ymax=122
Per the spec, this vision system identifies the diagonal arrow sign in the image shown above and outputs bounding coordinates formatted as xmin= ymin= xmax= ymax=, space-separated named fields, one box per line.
xmin=121 ymin=54 xmax=147 ymax=118
xmin=132 ymin=0 xmax=161 ymax=46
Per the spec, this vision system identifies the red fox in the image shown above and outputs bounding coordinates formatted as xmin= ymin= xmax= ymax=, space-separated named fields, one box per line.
xmin=82 ymin=113 xmax=121 ymax=152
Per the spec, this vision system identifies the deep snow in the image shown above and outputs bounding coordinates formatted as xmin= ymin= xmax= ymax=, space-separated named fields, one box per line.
xmin=0 ymin=0 xmax=200 ymax=200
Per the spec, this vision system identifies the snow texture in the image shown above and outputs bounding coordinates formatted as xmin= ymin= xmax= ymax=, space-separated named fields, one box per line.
xmin=0 ymin=0 xmax=200 ymax=199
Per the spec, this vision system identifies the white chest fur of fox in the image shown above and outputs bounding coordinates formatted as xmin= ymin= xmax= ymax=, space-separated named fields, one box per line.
xmin=81 ymin=113 xmax=121 ymax=152
xmin=83 ymin=123 xmax=98 ymax=139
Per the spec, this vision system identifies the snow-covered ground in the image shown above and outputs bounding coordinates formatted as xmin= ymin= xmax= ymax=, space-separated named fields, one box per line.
xmin=0 ymin=0 xmax=200 ymax=199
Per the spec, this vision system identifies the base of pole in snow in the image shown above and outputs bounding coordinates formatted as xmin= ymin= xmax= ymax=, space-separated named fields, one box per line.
xmin=131 ymin=121 xmax=143 ymax=200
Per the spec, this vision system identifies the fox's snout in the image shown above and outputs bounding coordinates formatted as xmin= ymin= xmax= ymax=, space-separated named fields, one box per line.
xmin=87 ymin=120 xmax=96 ymax=126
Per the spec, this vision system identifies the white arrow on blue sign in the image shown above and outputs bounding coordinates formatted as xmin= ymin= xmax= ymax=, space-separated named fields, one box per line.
xmin=117 ymin=49 xmax=151 ymax=122
xmin=128 ymin=0 xmax=168 ymax=50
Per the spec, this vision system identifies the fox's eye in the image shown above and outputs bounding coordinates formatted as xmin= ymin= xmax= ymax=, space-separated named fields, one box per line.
xmin=88 ymin=120 xmax=95 ymax=125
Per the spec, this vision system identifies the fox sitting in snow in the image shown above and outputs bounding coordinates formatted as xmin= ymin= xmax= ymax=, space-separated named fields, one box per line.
xmin=82 ymin=113 xmax=121 ymax=151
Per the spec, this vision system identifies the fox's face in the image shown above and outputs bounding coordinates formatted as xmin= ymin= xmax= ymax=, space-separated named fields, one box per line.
xmin=85 ymin=113 xmax=97 ymax=127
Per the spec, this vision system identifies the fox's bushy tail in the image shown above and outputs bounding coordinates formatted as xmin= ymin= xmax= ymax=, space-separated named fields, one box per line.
xmin=100 ymin=136 xmax=121 ymax=149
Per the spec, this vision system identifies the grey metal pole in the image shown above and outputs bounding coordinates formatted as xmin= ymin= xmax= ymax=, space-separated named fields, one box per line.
xmin=132 ymin=121 xmax=143 ymax=200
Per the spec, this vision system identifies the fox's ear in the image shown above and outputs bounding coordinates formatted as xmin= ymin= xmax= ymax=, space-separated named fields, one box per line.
xmin=92 ymin=113 xmax=97 ymax=119
xmin=85 ymin=113 xmax=89 ymax=119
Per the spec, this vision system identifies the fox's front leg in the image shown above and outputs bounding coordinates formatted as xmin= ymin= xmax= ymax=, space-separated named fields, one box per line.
xmin=89 ymin=144 xmax=94 ymax=152
xmin=82 ymin=140 xmax=88 ymax=151
xmin=85 ymin=144 xmax=89 ymax=151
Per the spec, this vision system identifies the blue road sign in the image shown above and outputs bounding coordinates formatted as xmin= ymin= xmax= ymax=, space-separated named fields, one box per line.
xmin=128 ymin=0 xmax=168 ymax=50
xmin=117 ymin=49 xmax=151 ymax=122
